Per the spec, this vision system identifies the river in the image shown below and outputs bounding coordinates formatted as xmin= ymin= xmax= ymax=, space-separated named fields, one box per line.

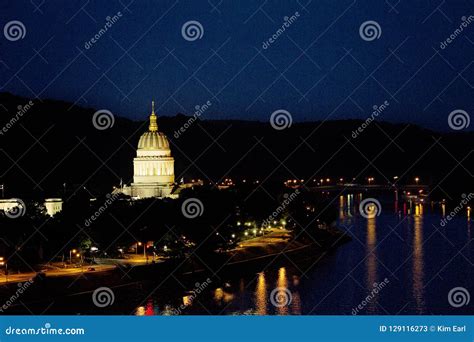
xmin=5 ymin=193 xmax=472 ymax=315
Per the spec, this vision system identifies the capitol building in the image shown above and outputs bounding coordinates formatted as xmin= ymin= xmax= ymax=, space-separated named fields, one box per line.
xmin=119 ymin=102 xmax=176 ymax=198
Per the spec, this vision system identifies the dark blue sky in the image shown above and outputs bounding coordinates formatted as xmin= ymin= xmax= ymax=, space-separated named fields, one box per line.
xmin=1 ymin=0 xmax=473 ymax=130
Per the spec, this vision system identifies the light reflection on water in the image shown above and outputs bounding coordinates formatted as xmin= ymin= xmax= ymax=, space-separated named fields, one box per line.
xmin=255 ymin=272 xmax=267 ymax=315
xmin=365 ymin=217 xmax=378 ymax=313
xmin=412 ymin=209 xmax=425 ymax=313
xmin=132 ymin=193 xmax=472 ymax=315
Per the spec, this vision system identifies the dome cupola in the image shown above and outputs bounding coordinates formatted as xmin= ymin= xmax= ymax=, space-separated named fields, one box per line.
xmin=137 ymin=101 xmax=171 ymax=156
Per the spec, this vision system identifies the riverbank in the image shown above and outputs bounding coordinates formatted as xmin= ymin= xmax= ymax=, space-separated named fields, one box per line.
xmin=0 ymin=228 xmax=350 ymax=314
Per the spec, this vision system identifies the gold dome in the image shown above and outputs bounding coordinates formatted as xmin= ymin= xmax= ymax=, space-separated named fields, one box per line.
xmin=137 ymin=101 xmax=170 ymax=151
xmin=138 ymin=131 xmax=170 ymax=150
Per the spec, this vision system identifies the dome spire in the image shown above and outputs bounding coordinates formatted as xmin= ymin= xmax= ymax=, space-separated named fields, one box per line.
xmin=149 ymin=100 xmax=158 ymax=132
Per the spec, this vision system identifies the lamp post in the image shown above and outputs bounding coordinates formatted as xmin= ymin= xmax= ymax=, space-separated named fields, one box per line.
xmin=0 ymin=257 xmax=6 ymax=282
xmin=69 ymin=249 xmax=77 ymax=264
xmin=415 ymin=177 xmax=420 ymax=185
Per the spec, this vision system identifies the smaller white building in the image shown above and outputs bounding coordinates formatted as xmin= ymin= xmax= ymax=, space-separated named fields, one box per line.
xmin=0 ymin=199 xmax=23 ymax=213
xmin=44 ymin=198 xmax=63 ymax=216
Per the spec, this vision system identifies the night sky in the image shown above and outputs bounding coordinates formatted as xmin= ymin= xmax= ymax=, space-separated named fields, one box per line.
xmin=0 ymin=0 xmax=473 ymax=130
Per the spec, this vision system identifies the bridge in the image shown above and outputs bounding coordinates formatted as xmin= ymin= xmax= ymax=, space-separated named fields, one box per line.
xmin=287 ymin=183 xmax=430 ymax=193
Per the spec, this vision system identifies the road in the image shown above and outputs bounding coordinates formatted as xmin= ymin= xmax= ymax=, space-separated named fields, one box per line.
xmin=0 ymin=264 xmax=116 ymax=284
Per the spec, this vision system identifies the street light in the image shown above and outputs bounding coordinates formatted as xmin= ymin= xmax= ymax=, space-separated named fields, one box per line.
xmin=415 ymin=177 xmax=420 ymax=185
xmin=0 ymin=257 xmax=7 ymax=282
xmin=69 ymin=249 xmax=77 ymax=264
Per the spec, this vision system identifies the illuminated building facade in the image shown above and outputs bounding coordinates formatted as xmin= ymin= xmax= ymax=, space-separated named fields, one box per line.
xmin=120 ymin=102 xmax=175 ymax=198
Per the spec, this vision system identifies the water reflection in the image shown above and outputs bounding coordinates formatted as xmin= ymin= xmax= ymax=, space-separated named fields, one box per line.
xmin=255 ymin=272 xmax=267 ymax=315
xmin=412 ymin=206 xmax=425 ymax=313
xmin=276 ymin=267 xmax=289 ymax=315
xmin=365 ymin=217 xmax=378 ymax=313
xmin=214 ymin=287 xmax=234 ymax=304
xmin=129 ymin=194 xmax=471 ymax=316
xmin=135 ymin=297 xmax=157 ymax=316
xmin=290 ymin=275 xmax=302 ymax=315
